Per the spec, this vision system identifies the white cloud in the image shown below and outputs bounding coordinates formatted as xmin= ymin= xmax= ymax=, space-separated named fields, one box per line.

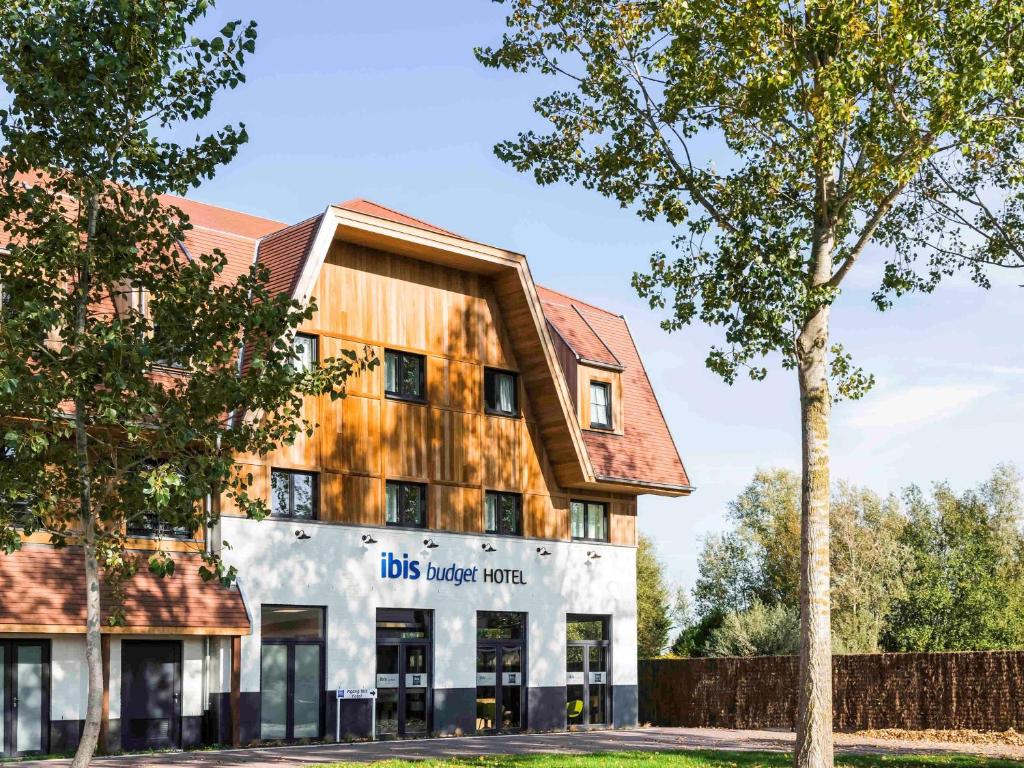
xmin=845 ymin=383 xmax=998 ymax=430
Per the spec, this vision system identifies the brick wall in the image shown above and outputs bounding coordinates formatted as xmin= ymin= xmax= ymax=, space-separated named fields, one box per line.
xmin=638 ymin=652 xmax=1024 ymax=731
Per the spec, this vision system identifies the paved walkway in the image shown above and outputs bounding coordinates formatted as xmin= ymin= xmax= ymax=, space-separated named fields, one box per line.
xmin=15 ymin=727 xmax=1024 ymax=767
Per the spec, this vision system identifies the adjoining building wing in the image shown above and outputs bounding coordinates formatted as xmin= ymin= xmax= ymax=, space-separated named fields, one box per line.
xmin=537 ymin=286 xmax=692 ymax=495
xmin=0 ymin=546 xmax=249 ymax=635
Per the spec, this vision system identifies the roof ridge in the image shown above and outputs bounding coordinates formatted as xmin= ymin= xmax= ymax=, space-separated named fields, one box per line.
xmin=536 ymin=284 xmax=621 ymax=318
xmin=161 ymin=192 xmax=287 ymax=229
xmin=186 ymin=223 xmax=260 ymax=242
xmin=336 ymin=198 xmax=461 ymax=237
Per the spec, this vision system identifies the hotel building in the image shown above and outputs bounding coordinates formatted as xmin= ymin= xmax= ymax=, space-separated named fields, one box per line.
xmin=0 ymin=197 xmax=691 ymax=756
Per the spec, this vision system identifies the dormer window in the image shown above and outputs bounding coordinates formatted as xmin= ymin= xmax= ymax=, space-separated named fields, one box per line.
xmin=589 ymin=381 xmax=612 ymax=429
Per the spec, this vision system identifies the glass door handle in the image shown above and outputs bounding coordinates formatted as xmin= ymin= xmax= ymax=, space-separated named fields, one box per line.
xmin=11 ymin=695 xmax=16 ymax=707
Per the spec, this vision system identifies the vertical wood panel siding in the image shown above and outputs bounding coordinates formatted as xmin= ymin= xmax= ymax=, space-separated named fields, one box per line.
xmin=222 ymin=241 xmax=637 ymax=544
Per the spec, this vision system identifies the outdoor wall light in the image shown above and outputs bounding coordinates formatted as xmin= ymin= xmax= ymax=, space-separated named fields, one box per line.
xmin=586 ymin=550 xmax=602 ymax=560
xmin=536 ymin=546 xmax=552 ymax=557
xmin=361 ymin=533 xmax=378 ymax=544
xmin=294 ymin=530 xmax=311 ymax=541
xmin=481 ymin=543 xmax=496 ymax=552
xmin=423 ymin=538 xmax=440 ymax=549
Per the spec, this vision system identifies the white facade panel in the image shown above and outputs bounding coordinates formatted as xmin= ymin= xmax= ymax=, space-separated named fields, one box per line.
xmin=221 ymin=516 xmax=638 ymax=693
xmin=50 ymin=635 xmax=87 ymax=722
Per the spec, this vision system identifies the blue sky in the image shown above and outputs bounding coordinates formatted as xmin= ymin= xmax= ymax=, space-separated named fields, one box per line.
xmin=189 ymin=1 xmax=1023 ymax=591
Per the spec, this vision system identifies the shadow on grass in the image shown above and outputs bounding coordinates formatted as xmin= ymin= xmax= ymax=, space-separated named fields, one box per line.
xmin=310 ymin=750 xmax=1023 ymax=768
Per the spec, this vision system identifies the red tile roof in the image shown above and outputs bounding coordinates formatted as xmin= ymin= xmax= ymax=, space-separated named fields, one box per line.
xmin=255 ymin=214 xmax=323 ymax=297
xmin=0 ymin=545 xmax=250 ymax=633
xmin=537 ymin=286 xmax=691 ymax=491
xmin=537 ymin=286 xmax=621 ymax=368
xmin=160 ymin=194 xmax=285 ymax=240
xmin=337 ymin=198 xmax=462 ymax=238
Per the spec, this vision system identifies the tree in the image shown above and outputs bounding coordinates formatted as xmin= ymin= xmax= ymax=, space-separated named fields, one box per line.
xmin=705 ymin=600 xmax=801 ymax=658
xmin=0 ymin=3 xmax=369 ymax=765
xmin=882 ymin=465 xmax=1024 ymax=652
xmin=693 ymin=469 xmax=906 ymax=654
xmin=636 ymin=532 xmax=673 ymax=657
xmin=479 ymin=7 xmax=1024 ymax=753
xmin=829 ymin=482 xmax=907 ymax=653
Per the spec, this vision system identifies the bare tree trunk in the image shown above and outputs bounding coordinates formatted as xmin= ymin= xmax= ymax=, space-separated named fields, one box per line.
xmin=795 ymin=175 xmax=835 ymax=768
xmin=73 ymin=493 xmax=104 ymax=768
xmin=72 ymin=199 xmax=102 ymax=768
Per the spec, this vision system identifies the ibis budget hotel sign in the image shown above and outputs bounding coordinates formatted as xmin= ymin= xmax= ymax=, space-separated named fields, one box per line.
xmin=379 ymin=552 xmax=527 ymax=587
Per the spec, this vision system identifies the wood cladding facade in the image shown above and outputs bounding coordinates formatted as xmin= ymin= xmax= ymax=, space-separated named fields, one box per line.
xmin=226 ymin=240 xmax=637 ymax=545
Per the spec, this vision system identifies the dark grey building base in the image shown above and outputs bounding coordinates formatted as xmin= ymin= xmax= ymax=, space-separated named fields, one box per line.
xmin=328 ymin=692 xmax=375 ymax=741
xmin=36 ymin=684 xmax=631 ymax=757
xmin=206 ymin=692 xmax=232 ymax=745
xmin=239 ymin=691 xmax=261 ymax=745
xmin=612 ymin=685 xmax=638 ymax=729
xmin=528 ymin=686 xmax=567 ymax=731
xmin=50 ymin=719 xmax=83 ymax=753
xmin=105 ymin=718 xmax=122 ymax=753
xmin=434 ymin=688 xmax=476 ymax=736
xmin=182 ymin=715 xmax=204 ymax=749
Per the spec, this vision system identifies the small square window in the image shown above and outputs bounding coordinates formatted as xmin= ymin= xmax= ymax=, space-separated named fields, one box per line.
xmin=485 ymin=491 xmax=522 ymax=536
xmin=570 ymin=500 xmax=608 ymax=542
xmin=292 ymin=334 xmax=318 ymax=374
xmin=385 ymin=481 xmax=427 ymax=528
xmin=384 ymin=349 xmax=426 ymax=401
xmin=484 ymin=368 xmax=518 ymax=417
xmin=590 ymin=382 xmax=612 ymax=429
xmin=271 ymin=469 xmax=318 ymax=520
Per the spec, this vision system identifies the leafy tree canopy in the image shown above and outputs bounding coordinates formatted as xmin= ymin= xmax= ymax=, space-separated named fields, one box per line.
xmin=637 ymin=532 xmax=674 ymax=657
xmin=883 ymin=465 xmax=1024 ymax=652
xmin=478 ymin=0 xmax=1024 ymax=385
xmin=679 ymin=465 xmax=1024 ymax=656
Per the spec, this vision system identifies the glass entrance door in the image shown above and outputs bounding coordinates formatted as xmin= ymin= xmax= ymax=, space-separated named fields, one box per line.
xmin=475 ymin=645 xmax=523 ymax=732
xmin=375 ymin=641 xmax=431 ymax=737
xmin=1 ymin=641 xmax=49 ymax=758
xmin=375 ymin=609 xmax=432 ymax=738
xmin=566 ymin=615 xmax=610 ymax=729
xmin=476 ymin=612 xmax=526 ymax=733
xmin=259 ymin=606 xmax=325 ymax=742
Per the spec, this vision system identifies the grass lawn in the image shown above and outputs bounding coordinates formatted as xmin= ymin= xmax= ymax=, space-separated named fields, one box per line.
xmin=310 ymin=750 xmax=1022 ymax=768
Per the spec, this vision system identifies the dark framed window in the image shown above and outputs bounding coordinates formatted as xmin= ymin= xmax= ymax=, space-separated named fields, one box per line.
xmin=385 ymin=349 xmax=426 ymax=401
xmin=484 ymin=368 xmax=518 ymax=417
xmin=570 ymin=500 xmax=608 ymax=542
xmin=292 ymin=333 xmax=319 ymax=374
xmin=589 ymin=381 xmax=612 ymax=429
xmin=0 ymin=446 xmax=41 ymax=531
xmin=385 ymin=481 xmax=427 ymax=528
xmin=127 ymin=459 xmax=194 ymax=539
xmin=127 ymin=511 xmax=192 ymax=540
xmin=271 ymin=469 xmax=319 ymax=520
xmin=485 ymin=491 xmax=522 ymax=536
